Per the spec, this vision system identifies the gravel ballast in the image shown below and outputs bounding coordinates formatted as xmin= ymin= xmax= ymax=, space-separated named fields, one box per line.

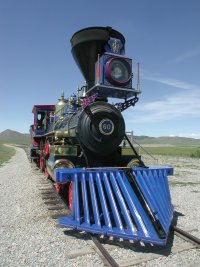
xmin=0 ymin=147 xmax=102 ymax=267
xmin=0 ymin=147 xmax=199 ymax=266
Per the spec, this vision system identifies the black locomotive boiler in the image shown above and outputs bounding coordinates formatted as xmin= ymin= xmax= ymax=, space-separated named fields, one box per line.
xmin=30 ymin=27 xmax=174 ymax=246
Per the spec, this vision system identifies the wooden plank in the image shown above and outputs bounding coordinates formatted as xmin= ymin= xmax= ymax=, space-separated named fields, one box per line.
xmin=67 ymin=248 xmax=95 ymax=259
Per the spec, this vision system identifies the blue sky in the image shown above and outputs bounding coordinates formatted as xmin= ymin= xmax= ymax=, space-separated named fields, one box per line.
xmin=0 ymin=0 xmax=200 ymax=138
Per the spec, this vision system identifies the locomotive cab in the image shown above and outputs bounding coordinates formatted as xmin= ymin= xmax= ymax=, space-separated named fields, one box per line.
xmin=31 ymin=105 xmax=55 ymax=134
xmin=30 ymin=104 xmax=55 ymax=161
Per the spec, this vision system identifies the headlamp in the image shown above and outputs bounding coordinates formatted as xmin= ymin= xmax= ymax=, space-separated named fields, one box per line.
xmin=105 ymin=58 xmax=131 ymax=86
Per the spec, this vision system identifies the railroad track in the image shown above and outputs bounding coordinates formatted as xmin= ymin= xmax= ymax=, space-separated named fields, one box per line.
xmin=172 ymin=225 xmax=200 ymax=249
xmin=28 ymin=151 xmax=200 ymax=267
xmin=62 ymin=227 xmax=200 ymax=267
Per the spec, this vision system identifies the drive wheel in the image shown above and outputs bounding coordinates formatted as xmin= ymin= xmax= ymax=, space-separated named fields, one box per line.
xmin=127 ymin=158 xmax=142 ymax=167
xmin=39 ymin=156 xmax=45 ymax=172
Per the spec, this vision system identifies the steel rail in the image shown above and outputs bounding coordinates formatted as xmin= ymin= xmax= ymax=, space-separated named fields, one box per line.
xmin=90 ymin=235 xmax=119 ymax=267
xmin=172 ymin=225 xmax=200 ymax=248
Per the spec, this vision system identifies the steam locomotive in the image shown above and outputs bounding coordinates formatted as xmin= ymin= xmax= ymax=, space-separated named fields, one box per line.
xmin=30 ymin=27 xmax=174 ymax=246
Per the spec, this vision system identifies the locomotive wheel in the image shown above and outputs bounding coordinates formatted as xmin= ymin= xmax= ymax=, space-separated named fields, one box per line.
xmin=53 ymin=159 xmax=75 ymax=211
xmin=67 ymin=181 xmax=84 ymax=214
xmin=127 ymin=158 xmax=142 ymax=167
xmin=44 ymin=163 xmax=50 ymax=179
xmin=44 ymin=141 xmax=50 ymax=159
xmin=39 ymin=156 xmax=45 ymax=172
xmin=57 ymin=182 xmax=73 ymax=211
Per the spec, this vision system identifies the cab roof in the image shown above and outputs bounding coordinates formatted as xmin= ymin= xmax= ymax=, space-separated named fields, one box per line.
xmin=32 ymin=105 xmax=55 ymax=113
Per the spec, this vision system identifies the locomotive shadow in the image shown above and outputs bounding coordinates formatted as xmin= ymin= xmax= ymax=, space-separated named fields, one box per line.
xmin=62 ymin=210 xmax=184 ymax=256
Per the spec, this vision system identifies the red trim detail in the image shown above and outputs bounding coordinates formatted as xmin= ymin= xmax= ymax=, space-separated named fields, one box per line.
xmin=96 ymin=54 xmax=101 ymax=83
xmin=33 ymin=140 xmax=38 ymax=146
xmin=55 ymin=183 xmax=60 ymax=193
xmin=68 ymin=182 xmax=73 ymax=211
xmin=44 ymin=142 xmax=50 ymax=158
xmin=39 ymin=157 xmax=44 ymax=170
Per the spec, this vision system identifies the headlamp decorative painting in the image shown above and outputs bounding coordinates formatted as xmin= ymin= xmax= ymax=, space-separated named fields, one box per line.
xmin=93 ymin=38 xmax=134 ymax=99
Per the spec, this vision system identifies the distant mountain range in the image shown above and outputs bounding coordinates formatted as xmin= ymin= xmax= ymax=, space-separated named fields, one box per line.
xmin=0 ymin=129 xmax=29 ymax=144
xmin=0 ymin=129 xmax=200 ymax=147
xmin=132 ymin=135 xmax=200 ymax=147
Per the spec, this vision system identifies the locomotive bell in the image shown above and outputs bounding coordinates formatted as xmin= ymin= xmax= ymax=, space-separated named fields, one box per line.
xmin=70 ymin=26 xmax=125 ymax=90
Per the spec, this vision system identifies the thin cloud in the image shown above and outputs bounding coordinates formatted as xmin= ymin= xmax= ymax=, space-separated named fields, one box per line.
xmin=124 ymin=88 xmax=200 ymax=123
xmin=126 ymin=75 xmax=200 ymax=123
xmin=141 ymin=71 xmax=199 ymax=90
xmin=169 ymin=48 xmax=200 ymax=64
